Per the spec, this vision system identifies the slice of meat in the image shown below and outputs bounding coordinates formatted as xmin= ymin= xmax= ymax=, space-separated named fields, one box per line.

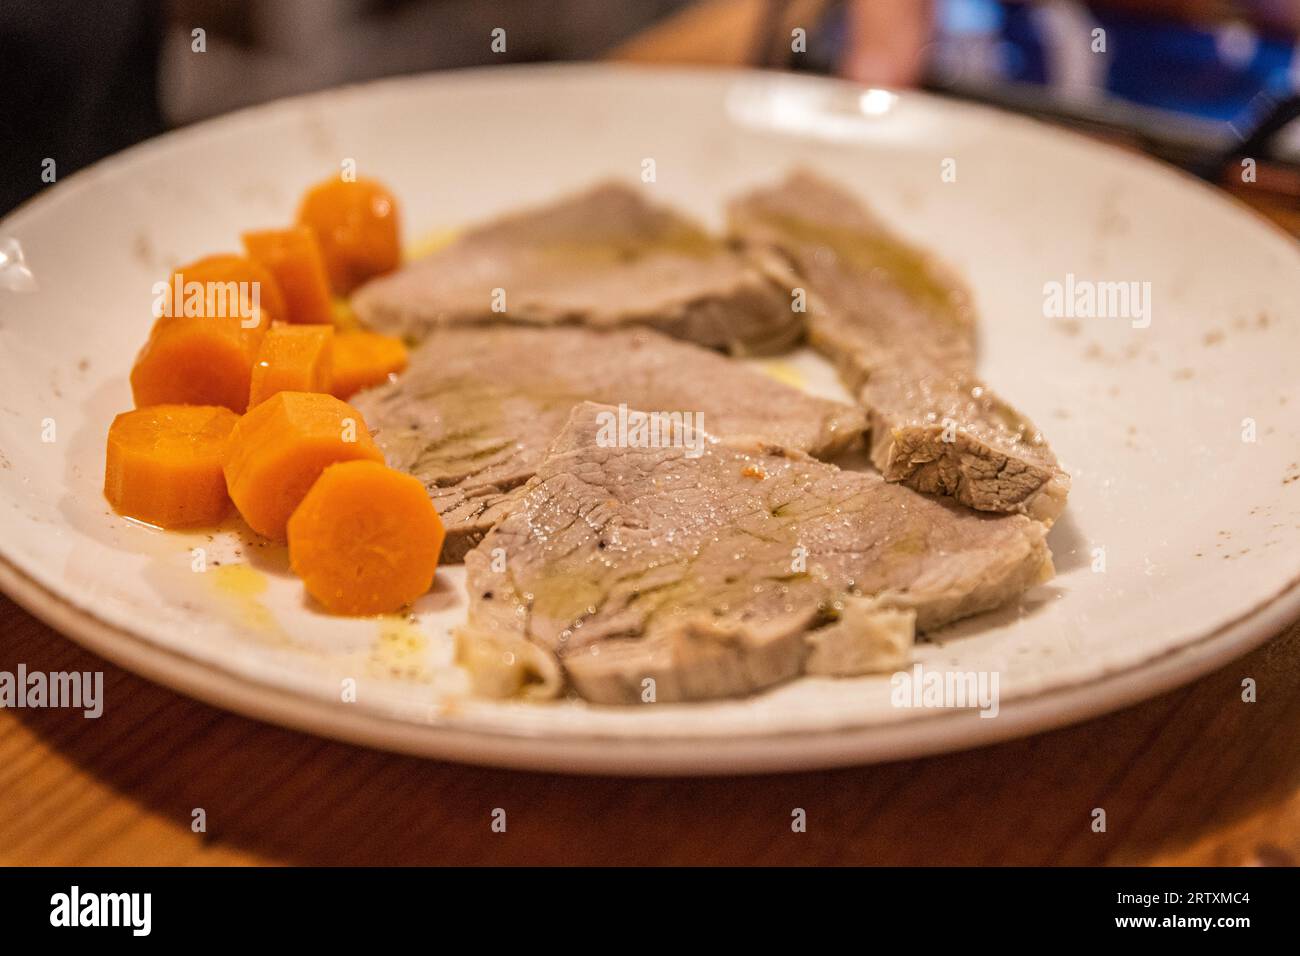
xmin=729 ymin=170 xmax=1070 ymax=523
xmin=352 ymin=182 xmax=802 ymax=355
xmin=351 ymin=326 xmax=865 ymax=561
xmin=462 ymin=402 xmax=1053 ymax=704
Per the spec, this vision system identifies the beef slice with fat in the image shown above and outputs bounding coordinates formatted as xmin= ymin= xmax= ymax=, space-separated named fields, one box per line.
xmin=352 ymin=181 xmax=802 ymax=355
xmin=461 ymin=402 xmax=1053 ymax=704
xmin=729 ymin=170 xmax=1070 ymax=523
xmin=351 ymin=326 xmax=866 ymax=561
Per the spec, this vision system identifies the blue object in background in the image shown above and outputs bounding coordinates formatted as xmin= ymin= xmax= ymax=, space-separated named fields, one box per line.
xmin=935 ymin=0 xmax=1299 ymax=124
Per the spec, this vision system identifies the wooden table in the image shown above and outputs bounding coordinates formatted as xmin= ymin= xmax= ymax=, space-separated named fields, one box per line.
xmin=4 ymin=2 xmax=1300 ymax=867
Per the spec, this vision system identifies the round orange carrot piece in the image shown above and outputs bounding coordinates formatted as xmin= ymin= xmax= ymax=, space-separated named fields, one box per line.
xmin=329 ymin=330 xmax=408 ymax=399
xmin=223 ymin=391 xmax=383 ymax=541
xmin=248 ymin=324 xmax=334 ymax=408
xmin=297 ymin=177 xmax=401 ymax=295
xmin=164 ymin=253 xmax=286 ymax=329
xmin=104 ymin=405 xmax=240 ymax=529
xmin=289 ymin=460 xmax=444 ymax=615
xmin=130 ymin=314 xmax=265 ymax=413
xmin=242 ymin=226 xmax=335 ymax=325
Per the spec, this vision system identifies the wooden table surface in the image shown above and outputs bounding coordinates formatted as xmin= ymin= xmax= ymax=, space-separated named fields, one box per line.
xmin=4 ymin=1 xmax=1300 ymax=867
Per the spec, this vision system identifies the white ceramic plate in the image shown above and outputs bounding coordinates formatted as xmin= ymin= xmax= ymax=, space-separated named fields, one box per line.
xmin=2 ymin=65 xmax=1298 ymax=775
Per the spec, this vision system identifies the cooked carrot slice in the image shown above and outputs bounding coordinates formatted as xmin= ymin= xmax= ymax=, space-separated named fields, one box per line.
xmin=297 ymin=177 xmax=401 ymax=295
xmin=223 ymin=391 xmax=383 ymax=541
xmin=330 ymin=331 xmax=409 ymax=399
xmin=104 ymin=405 xmax=239 ymax=529
xmin=248 ymin=325 xmax=334 ymax=407
xmin=166 ymin=253 xmax=286 ymax=329
xmin=132 ymin=253 xmax=279 ymax=412
xmin=241 ymin=226 xmax=334 ymax=325
xmin=288 ymin=460 xmax=445 ymax=615
xmin=130 ymin=314 xmax=265 ymax=413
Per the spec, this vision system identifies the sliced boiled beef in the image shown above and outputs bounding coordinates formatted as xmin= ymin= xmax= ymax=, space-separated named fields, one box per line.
xmin=460 ymin=402 xmax=1054 ymax=704
xmin=352 ymin=181 xmax=803 ymax=355
xmin=729 ymin=171 xmax=1069 ymax=523
xmin=351 ymin=326 xmax=866 ymax=561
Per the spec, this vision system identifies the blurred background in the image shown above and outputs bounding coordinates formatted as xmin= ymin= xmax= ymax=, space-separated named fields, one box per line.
xmin=2 ymin=0 xmax=1298 ymax=226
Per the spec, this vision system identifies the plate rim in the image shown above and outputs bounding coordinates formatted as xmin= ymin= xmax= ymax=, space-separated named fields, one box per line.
xmin=4 ymin=61 xmax=1300 ymax=253
xmin=4 ymin=549 xmax=1297 ymax=775
xmin=2 ymin=62 xmax=1299 ymax=774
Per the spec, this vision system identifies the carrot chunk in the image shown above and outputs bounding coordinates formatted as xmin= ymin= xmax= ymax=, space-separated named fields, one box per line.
xmin=248 ymin=324 xmax=334 ymax=408
xmin=297 ymin=177 xmax=401 ymax=295
xmin=130 ymin=314 xmax=265 ymax=412
xmin=330 ymin=331 xmax=409 ymax=399
xmin=166 ymin=253 xmax=286 ymax=329
xmin=242 ymin=226 xmax=335 ymax=325
xmin=288 ymin=460 xmax=444 ymax=615
xmin=104 ymin=405 xmax=239 ymax=529
xmin=223 ymin=391 xmax=383 ymax=541
xmin=132 ymin=253 xmax=279 ymax=412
